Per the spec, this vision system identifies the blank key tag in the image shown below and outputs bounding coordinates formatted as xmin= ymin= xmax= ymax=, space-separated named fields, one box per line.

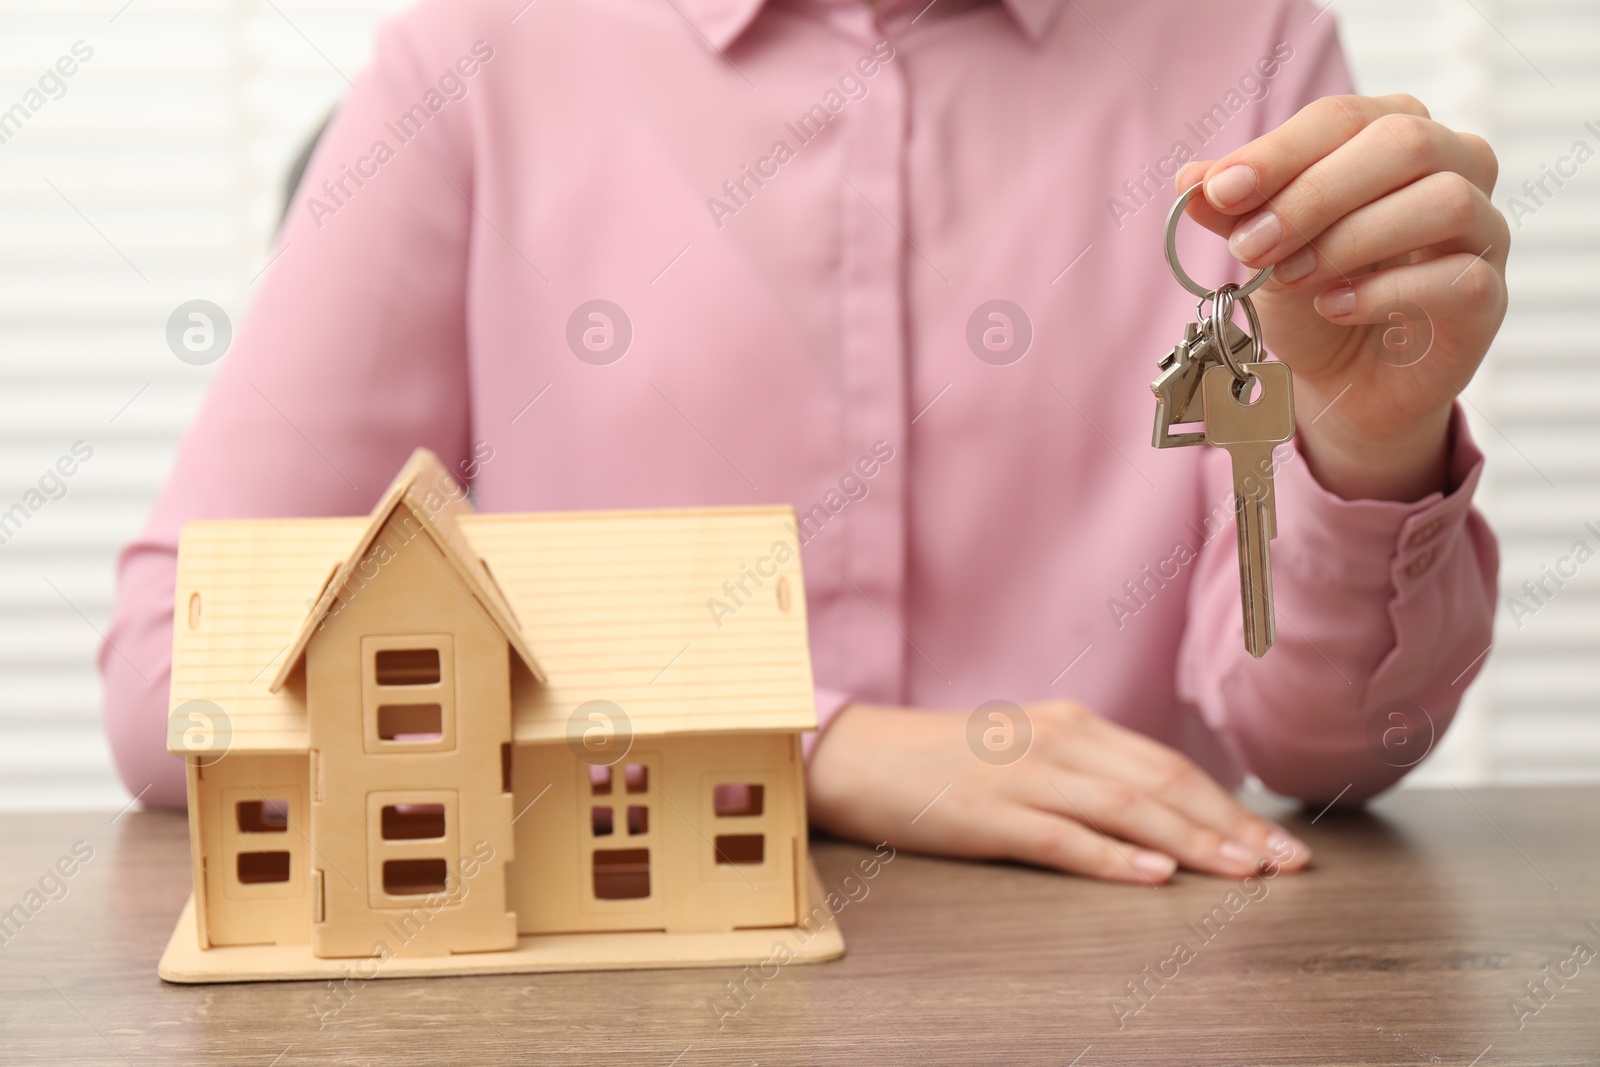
xmin=1201 ymin=361 xmax=1294 ymax=658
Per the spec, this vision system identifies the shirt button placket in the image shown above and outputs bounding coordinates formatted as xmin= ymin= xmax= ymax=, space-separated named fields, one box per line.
xmin=834 ymin=8 xmax=910 ymax=705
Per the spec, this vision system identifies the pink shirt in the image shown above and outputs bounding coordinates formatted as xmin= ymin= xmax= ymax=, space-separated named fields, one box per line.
xmin=101 ymin=0 xmax=1497 ymax=810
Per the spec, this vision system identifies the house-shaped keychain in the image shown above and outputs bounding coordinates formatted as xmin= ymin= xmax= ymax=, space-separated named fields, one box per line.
xmin=157 ymin=449 xmax=843 ymax=981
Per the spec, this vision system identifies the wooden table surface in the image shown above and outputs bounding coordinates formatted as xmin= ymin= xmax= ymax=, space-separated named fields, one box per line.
xmin=1 ymin=786 xmax=1597 ymax=1066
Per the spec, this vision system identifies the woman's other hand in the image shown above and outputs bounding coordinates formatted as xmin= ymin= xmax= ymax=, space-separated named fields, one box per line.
xmin=807 ymin=701 xmax=1310 ymax=885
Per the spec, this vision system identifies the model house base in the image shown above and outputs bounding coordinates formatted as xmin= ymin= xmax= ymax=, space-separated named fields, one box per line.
xmin=157 ymin=862 xmax=844 ymax=983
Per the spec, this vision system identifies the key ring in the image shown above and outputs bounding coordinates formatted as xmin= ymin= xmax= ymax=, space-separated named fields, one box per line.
xmin=1164 ymin=183 xmax=1273 ymax=299
xmin=1204 ymin=283 xmax=1264 ymax=382
xmin=1197 ymin=285 xmax=1235 ymax=335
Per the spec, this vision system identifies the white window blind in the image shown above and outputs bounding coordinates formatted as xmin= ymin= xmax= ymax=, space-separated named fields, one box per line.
xmin=0 ymin=0 xmax=1592 ymax=809
xmin=0 ymin=0 xmax=412 ymax=810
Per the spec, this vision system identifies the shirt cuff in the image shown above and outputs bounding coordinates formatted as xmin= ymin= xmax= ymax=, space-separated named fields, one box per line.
xmin=1273 ymin=402 xmax=1485 ymax=593
xmin=802 ymin=685 xmax=854 ymax=762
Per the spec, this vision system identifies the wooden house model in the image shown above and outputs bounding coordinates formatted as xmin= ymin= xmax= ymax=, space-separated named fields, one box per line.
xmin=157 ymin=449 xmax=843 ymax=981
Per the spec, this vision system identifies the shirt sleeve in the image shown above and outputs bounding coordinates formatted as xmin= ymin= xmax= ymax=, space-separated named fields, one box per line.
xmin=98 ymin=16 xmax=478 ymax=808
xmin=803 ymin=685 xmax=856 ymax=760
xmin=1174 ymin=5 xmax=1500 ymax=806
xmin=1178 ymin=399 xmax=1497 ymax=806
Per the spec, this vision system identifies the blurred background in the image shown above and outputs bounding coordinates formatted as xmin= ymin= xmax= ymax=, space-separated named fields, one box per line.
xmin=0 ymin=0 xmax=1593 ymax=809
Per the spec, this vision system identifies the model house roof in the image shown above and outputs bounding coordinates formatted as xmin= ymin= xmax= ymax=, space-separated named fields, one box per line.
xmin=462 ymin=510 xmax=814 ymax=744
xmin=266 ymin=448 xmax=546 ymax=692
xmin=167 ymin=450 xmax=818 ymax=756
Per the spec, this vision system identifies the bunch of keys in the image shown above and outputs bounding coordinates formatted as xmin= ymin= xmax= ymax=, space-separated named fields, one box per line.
xmin=1150 ymin=184 xmax=1295 ymax=658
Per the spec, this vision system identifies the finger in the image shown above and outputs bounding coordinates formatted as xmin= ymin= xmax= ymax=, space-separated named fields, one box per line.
xmin=1175 ymin=160 xmax=1237 ymax=240
xmin=1222 ymin=115 xmax=1500 ymax=269
xmin=1034 ymin=773 xmax=1267 ymax=877
xmin=1458 ymin=131 xmax=1499 ymax=192
xmin=1047 ymin=716 xmax=1311 ymax=870
xmin=1267 ymin=171 xmax=1510 ymax=292
xmin=1312 ymin=251 xmax=1508 ymax=333
xmin=992 ymin=804 xmax=1177 ymax=885
xmin=1199 ymin=93 xmax=1432 ymax=214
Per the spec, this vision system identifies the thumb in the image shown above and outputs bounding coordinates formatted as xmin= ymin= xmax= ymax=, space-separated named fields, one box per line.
xmin=1174 ymin=160 xmax=1210 ymax=191
xmin=1174 ymin=159 xmax=1243 ymax=242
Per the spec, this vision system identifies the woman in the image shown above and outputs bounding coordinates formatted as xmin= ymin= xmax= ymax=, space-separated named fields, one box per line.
xmin=101 ymin=0 xmax=1505 ymax=883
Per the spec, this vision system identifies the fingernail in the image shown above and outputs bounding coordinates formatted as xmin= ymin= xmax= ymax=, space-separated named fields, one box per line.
xmin=1273 ymin=245 xmax=1317 ymax=284
xmin=1315 ymin=286 xmax=1356 ymax=320
xmin=1206 ymin=164 xmax=1257 ymax=209
xmin=1228 ymin=212 xmax=1281 ymax=262
xmin=1267 ymin=830 xmax=1311 ymax=863
xmin=1219 ymin=840 xmax=1261 ymax=870
xmin=1132 ymin=850 xmax=1177 ymax=880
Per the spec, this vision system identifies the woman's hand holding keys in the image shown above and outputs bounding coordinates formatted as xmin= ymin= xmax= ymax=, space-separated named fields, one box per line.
xmin=1179 ymin=94 xmax=1508 ymax=504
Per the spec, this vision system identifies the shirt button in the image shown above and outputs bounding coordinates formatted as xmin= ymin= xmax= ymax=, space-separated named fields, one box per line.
xmin=1405 ymin=546 xmax=1437 ymax=578
xmin=1406 ymin=517 xmax=1442 ymax=548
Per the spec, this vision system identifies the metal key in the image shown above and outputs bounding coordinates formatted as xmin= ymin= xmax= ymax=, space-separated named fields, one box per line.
xmin=1201 ymin=361 xmax=1295 ymax=658
xmin=1151 ymin=317 xmax=1255 ymax=448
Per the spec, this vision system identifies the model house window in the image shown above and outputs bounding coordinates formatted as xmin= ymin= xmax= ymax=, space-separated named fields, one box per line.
xmin=381 ymin=803 xmax=446 ymax=840
xmin=592 ymin=763 xmax=650 ymax=841
xmin=383 ymin=857 xmax=448 ymax=896
xmin=237 ymin=850 xmax=291 ymax=884
xmin=590 ymin=803 xmax=646 ymax=838
xmin=236 ymin=798 xmax=288 ymax=833
xmin=587 ymin=758 xmax=655 ymax=900
xmin=714 ymin=835 xmax=764 ymax=866
xmin=365 ymin=789 xmax=459 ymax=910
xmin=362 ymin=636 xmax=455 ymax=753
xmin=710 ymin=781 xmax=768 ymax=868
xmin=233 ymin=797 xmax=291 ymax=885
xmin=376 ymin=704 xmax=443 ymax=742
xmin=223 ymin=791 xmax=299 ymax=897
xmin=712 ymin=784 xmax=763 ymax=817
xmin=374 ymin=648 xmax=440 ymax=685
xmin=592 ymin=848 xmax=650 ymax=899
xmin=590 ymin=763 xmax=649 ymax=794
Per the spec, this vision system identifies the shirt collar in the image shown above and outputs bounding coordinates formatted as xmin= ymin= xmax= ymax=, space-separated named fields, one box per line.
xmin=993 ymin=0 xmax=1067 ymax=42
xmin=682 ymin=0 xmax=1065 ymax=52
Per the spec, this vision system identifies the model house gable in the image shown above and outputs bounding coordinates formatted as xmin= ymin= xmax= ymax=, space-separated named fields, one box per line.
xmin=268 ymin=449 xmax=544 ymax=694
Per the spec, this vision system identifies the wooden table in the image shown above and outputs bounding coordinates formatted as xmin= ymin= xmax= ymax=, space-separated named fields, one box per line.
xmin=2 ymin=787 xmax=1596 ymax=1065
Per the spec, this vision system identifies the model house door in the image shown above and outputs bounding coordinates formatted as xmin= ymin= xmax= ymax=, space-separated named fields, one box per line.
xmin=505 ymin=743 xmax=668 ymax=934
